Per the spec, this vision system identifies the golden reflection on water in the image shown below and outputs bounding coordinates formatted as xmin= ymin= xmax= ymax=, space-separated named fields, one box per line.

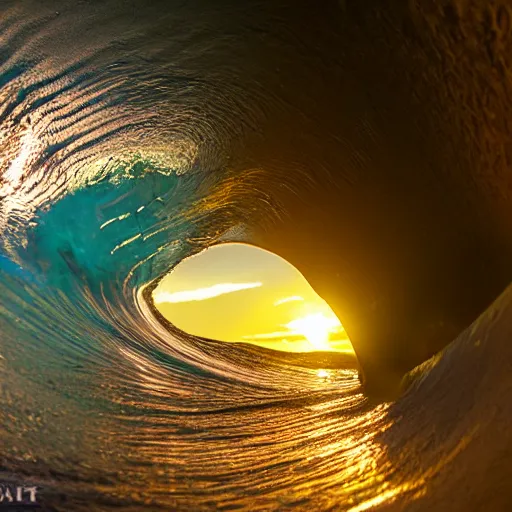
xmin=106 ymin=334 xmax=411 ymax=511
xmin=92 ymin=312 xmax=484 ymax=512
xmin=95 ymin=274 xmax=482 ymax=510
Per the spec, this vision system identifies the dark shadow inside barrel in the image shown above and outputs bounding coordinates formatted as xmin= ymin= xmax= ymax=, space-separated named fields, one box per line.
xmin=224 ymin=1 xmax=512 ymax=399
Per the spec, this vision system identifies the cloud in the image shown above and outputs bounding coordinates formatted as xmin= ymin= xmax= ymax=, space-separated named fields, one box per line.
xmin=153 ymin=282 xmax=262 ymax=303
xmin=273 ymin=295 xmax=304 ymax=306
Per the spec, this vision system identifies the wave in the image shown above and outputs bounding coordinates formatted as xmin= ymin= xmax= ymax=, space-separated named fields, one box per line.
xmin=1 ymin=1 xmax=512 ymax=511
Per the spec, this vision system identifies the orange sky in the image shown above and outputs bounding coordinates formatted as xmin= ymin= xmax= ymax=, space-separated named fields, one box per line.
xmin=153 ymin=243 xmax=354 ymax=353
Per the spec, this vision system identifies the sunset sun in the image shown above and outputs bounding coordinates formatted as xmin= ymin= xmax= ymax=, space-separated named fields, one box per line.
xmin=284 ymin=313 xmax=341 ymax=351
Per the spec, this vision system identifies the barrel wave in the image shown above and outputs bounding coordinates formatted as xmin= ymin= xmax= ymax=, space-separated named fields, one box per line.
xmin=1 ymin=1 xmax=512 ymax=511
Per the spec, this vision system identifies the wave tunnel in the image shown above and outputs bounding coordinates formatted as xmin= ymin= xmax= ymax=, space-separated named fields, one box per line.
xmin=1 ymin=0 xmax=512 ymax=510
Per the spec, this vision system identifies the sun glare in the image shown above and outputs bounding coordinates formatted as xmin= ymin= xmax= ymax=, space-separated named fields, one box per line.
xmin=285 ymin=313 xmax=341 ymax=351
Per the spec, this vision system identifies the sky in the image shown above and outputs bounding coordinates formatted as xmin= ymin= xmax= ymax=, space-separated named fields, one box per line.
xmin=152 ymin=243 xmax=354 ymax=353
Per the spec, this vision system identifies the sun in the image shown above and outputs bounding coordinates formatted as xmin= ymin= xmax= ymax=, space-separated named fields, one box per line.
xmin=284 ymin=312 xmax=341 ymax=351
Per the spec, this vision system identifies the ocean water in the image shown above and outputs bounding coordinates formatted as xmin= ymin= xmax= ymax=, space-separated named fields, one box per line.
xmin=1 ymin=2 xmax=512 ymax=511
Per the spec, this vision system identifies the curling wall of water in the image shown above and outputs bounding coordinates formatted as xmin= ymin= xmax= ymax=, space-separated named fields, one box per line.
xmin=1 ymin=2 xmax=512 ymax=511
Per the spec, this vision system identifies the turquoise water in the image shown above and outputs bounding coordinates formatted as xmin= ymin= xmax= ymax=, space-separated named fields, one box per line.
xmin=0 ymin=22 xmax=390 ymax=506
xmin=0 ymin=80 xmax=381 ymax=509
xmin=0 ymin=155 xmax=382 ymax=510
